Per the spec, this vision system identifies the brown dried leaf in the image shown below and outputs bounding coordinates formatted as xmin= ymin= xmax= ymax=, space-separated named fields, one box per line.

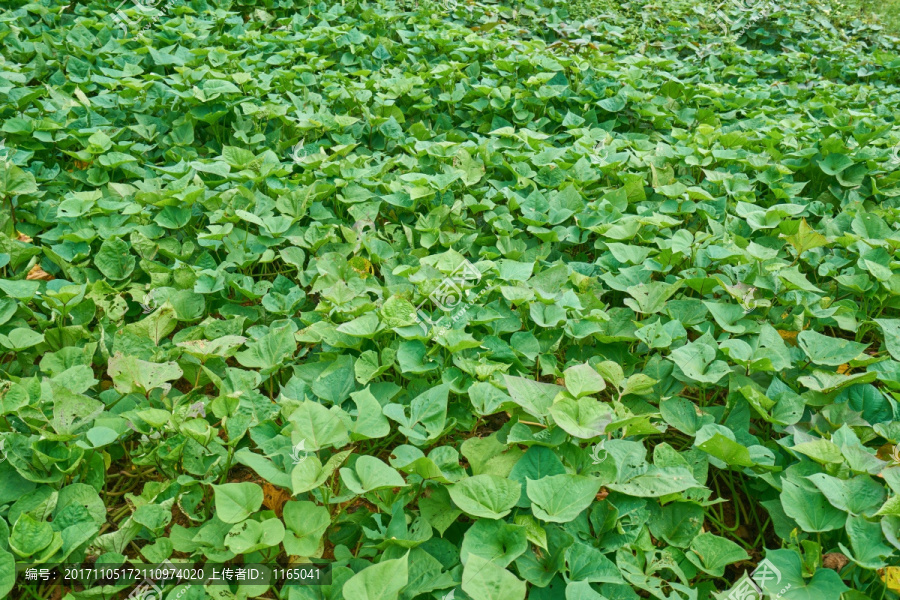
xmin=262 ymin=482 xmax=291 ymax=518
xmin=26 ymin=265 xmax=53 ymax=281
xmin=877 ymin=443 xmax=896 ymax=462
xmin=823 ymin=552 xmax=849 ymax=571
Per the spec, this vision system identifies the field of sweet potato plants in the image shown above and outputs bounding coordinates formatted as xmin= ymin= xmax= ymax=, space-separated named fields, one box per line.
xmin=1 ymin=0 xmax=900 ymax=598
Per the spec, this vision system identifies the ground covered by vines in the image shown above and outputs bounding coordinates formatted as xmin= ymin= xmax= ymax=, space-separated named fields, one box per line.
xmin=1 ymin=0 xmax=900 ymax=599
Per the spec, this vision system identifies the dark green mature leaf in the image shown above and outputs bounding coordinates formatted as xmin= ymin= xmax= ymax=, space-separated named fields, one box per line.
xmin=527 ymin=475 xmax=603 ymax=523
xmin=875 ymin=319 xmax=900 ymax=360
xmin=608 ymin=467 xmax=699 ymax=497
xmin=806 ymin=473 xmax=885 ymax=516
xmin=343 ymin=555 xmax=409 ymax=600
xmin=687 ymin=533 xmax=749 ymax=576
xmin=95 ymin=238 xmax=135 ymax=281
xmin=563 ymin=363 xmax=606 ymax=397
xmin=340 ymin=456 xmax=406 ymax=494
xmin=212 ymin=483 xmax=264 ymax=524
xmin=780 ymin=480 xmax=848 ymax=532
xmin=798 ymin=330 xmax=867 ymax=366
xmin=0 ymin=162 xmax=38 ymax=197
xmin=450 ymin=475 xmax=521 ymax=519
xmin=460 ymin=519 xmax=528 ymax=567
xmin=108 ymin=353 xmax=182 ymax=394
xmin=504 ymin=376 xmax=564 ymax=418
xmin=462 ymin=554 xmax=526 ymax=600
xmin=669 ymin=332 xmax=731 ymax=384
xmin=761 ymin=549 xmax=849 ymax=600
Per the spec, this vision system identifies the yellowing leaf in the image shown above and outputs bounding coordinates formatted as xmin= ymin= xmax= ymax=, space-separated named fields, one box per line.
xmin=784 ymin=218 xmax=828 ymax=255
xmin=778 ymin=330 xmax=799 ymax=345
xmin=881 ymin=566 xmax=900 ymax=592
xmin=349 ymin=256 xmax=373 ymax=278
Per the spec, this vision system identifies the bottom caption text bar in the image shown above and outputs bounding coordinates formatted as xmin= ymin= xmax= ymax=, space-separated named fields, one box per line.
xmin=18 ymin=563 xmax=332 ymax=587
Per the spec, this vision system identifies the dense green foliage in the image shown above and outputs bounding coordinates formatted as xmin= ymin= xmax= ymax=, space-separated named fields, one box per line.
xmin=1 ymin=0 xmax=900 ymax=599
xmin=839 ymin=0 xmax=900 ymax=35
